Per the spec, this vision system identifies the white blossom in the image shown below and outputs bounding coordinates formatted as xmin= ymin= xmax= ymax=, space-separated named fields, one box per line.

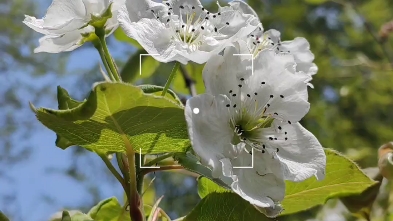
xmin=117 ymin=0 xmax=259 ymax=64
xmin=23 ymin=0 xmax=124 ymax=53
xmin=230 ymin=0 xmax=318 ymax=85
xmin=185 ymin=45 xmax=326 ymax=217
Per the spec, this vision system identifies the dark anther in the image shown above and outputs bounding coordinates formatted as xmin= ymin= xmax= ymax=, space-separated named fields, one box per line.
xmin=267 ymin=104 xmax=270 ymax=107
xmin=262 ymin=150 xmax=265 ymax=153
xmin=151 ymin=10 xmax=155 ymax=13
xmin=205 ymin=17 xmax=209 ymax=20
xmin=270 ymin=95 xmax=274 ymax=98
xmin=262 ymin=144 xmax=266 ymax=149
xmin=288 ymin=121 xmax=291 ymax=124
xmin=232 ymin=94 xmax=236 ymax=97
xmin=274 ymin=138 xmax=277 ymax=140
xmin=285 ymin=132 xmax=288 ymax=135
xmin=238 ymin=84 xmax=242 ymax=88
xmin=226 ymin=22 xmax=230 ymax=25
xmin=254 ymin=92 xmax=258 ymax=95
xmin=213 ymin=15 xmax=216 ymax=18
xmin=269 ymin=137 xmax=273 ymax=140
xmin=214 ymin=27 xmax=218 ymax=32
xmin=247 ymin=94 xmax=251 ymax=97
xmin=261 ymin=82 xmax=265 ymax=84
xmin=192 ymin=6 xmax=195 ymax=9
xmin=179 ymin=5 xmax=184 ymax=9
xmin=253 ymin=42 xmax=256 ymax=45
xmin=218 ymin=12 xmax=221 ymax=15
xmin=271 ymin=43 xmax=274 ymax=45
xmin=229 ymin=90 xmax=233 ymax=93
xmin=207 ymin=12 xmax=210 ymax=14
xmin=233 ymin=104 xmax=237 ymax=108
xmin=280 ymin=95 xmax=284 ymax=98
xmin=276 ymin=148 xmax=279 ymax=152
xmin=251 ymin=34 xmax=254 ymax=37
xmin=192 ymin=28 xmax=195 ymax=32
xmin=240 ymin=78 xmax=244 ymax=81
xmin=166 ymin=2 xmax=170 ymax=6
xmin=249 ymin=151 xmax=252 ymax=155
xmin=201 ymin=26 xmax=205 ymax=30
xmin=278 ymin=126 xmax=282 ymax=130
xmin=182 ymin=25 xmax=185 ymax=28
xmin=167 ymin=19 xmax=170 ymax=22
xmin=202 ymin=7 xmax=205 ymax=10
xmin=168 ymin=12 xmax=171 ymax=15
xmin=285 ymin=137 xmax=288 ymax=140
xmin=274 ymin=112 xmax=278 ymax=115
xmin=226 ymin=104 xmax=230 ymax=107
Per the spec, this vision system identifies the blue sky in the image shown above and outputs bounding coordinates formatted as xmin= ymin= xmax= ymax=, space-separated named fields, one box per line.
xmin=0 ymin=1 xmax=133 ymax=220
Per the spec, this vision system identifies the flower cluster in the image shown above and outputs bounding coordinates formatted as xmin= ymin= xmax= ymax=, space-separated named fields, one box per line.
xmin=24 ymin=0 xmax=326 ymax=218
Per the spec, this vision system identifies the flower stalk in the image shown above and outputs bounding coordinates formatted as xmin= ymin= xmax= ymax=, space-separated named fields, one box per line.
xmin=95 ymin=27 xmax=122 ymax=82
xmin=93 ymin=39 xmax=116 ymax=82
xmin=161 ymin=62 xmax=180 ymax=96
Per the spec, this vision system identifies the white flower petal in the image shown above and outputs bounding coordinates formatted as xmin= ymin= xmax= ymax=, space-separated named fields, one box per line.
xmin=230 ymin=150 xmax=285 ymax=215
xmin=228 ymin=0 xmax=259 ymax=19
xmin=118 ymin=16 xmax=189 ymax=63
xmin=203 ymin=44 xmax=252 ymax=95
xmin=264 ymin=122 xmax=326 ymax=182
xmin=33 ymin=27 xmax=93 ymax=53
xmin=251 ymin=50 xmax=310 ymax=122
xmin=123 ymin=0 xmax=163 ymax=21
xmin=185 ymin=94 xmax=235 ymax=178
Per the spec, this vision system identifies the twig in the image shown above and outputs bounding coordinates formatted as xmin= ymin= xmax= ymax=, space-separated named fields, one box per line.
xmin=179 ymin=65 xmax=197 ymax=96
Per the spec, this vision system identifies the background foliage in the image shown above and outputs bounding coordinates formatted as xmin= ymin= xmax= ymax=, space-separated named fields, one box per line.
xmin=1 ymin=0 xmax=393 ymax=220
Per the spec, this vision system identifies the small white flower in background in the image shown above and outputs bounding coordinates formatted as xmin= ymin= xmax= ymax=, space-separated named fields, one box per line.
xmin=23 ymin=0 xmax=125 ymax=53
xmin=230 ymin=0 xmax=318 ymax=86
xmin=185 ymin=45 xmax=326 ymax=217
xmin=117 ymin=0 xmax=259 ymax=64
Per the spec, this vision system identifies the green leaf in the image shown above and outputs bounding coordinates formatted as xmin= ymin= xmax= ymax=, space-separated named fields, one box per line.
xmin=120 ymin=50 xmax=160 ymax=83
xmin=35 ymin=82 xmax=190 ymax=154
xmin=281 ymin=149 xmax=376 ymax=215
xmin=138 ymin=84 xmax=183 ymax=106
xmin=88 ymin=197 xmax=130 ymax=221
xmin=194 ymin=149 xmax=376 ymax=216
xmin=58 ymin=211 xmax=93 ymax=221
xmin=197 ymin=177 xmax=229 ymax=198
xmin=304 ymin=0 xmax=327 ymax=4
xmin=183 ymin=192 xmax=272 ymax=221
xmin=174 ymin=152 xmax=232 ymax=189
xmin=340 ymin=167 xmax=383 ymax=221
xmin=56 ymin=86 xmax=84 ymax=149
xmin=113 ymin=28 xmax=143 ymax=49
xmin=0 ymin=211 xmax=10 ymax=221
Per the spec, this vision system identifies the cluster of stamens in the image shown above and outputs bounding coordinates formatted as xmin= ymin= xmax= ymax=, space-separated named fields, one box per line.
xmin=247 ymin=30 xmax=292 ymax=57
xmin=226 ymin=77 xmax=291 ymax=154
xmin=150 ymin=2 xmax=232 ymax=51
